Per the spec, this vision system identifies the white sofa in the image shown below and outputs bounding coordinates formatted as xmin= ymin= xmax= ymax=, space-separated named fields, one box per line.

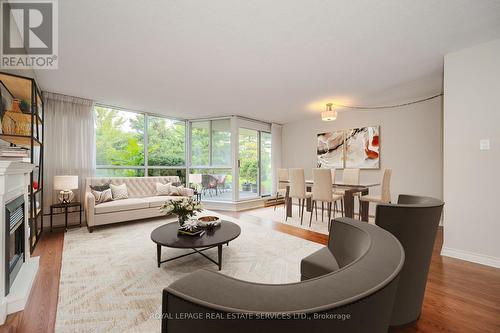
xmin=85 ymin=176 xmax=194 ymax=232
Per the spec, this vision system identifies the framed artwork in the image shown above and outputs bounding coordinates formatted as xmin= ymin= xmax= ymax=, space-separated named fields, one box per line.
xmin=317 ymin=130 xmax=344 ymax=169
xmin=317 ymin=126 xmax=380 ymax=170
xmin=345 ymin=126 xmax=380 ymax=169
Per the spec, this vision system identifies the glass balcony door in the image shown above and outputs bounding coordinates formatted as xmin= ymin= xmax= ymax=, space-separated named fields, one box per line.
xmin=238 ymin=128 xmax=260 ymax=200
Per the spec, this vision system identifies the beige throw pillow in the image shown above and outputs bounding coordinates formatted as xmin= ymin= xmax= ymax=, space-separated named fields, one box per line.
xmin=110 ymin=183 xmax=129 ymax=200
xmin=156 ymin=182 xmax=182 ymax=196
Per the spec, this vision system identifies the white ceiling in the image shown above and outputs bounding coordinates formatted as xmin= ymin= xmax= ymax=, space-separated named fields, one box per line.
xmin=34 ymin=0 xmax=500 ymax=123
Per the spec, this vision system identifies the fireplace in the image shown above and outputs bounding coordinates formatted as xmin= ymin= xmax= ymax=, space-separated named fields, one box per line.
xmin=5 ymin=195 xmax=25 ymax=296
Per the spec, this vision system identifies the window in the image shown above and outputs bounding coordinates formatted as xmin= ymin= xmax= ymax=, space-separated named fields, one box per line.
xmin=189 ymin=119 xmax=232 ymax=201
xmin=211 ymin=119 xmax=231 ymax=166
xmin=190 ymin=121 xmax=210 ymax=166
xmin=148 ymin=116 xmax=185 ymax=166
xmin=95 ymin=106 xmax=187 ymax=181
xmin=95 ymin=106 xmax=145 ymax=170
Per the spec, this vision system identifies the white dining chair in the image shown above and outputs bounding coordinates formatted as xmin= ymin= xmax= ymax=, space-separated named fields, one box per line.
xmin=287 ymin=168 xmax=312 ymax=225
xmin=310 ymin=169 xmax=343 ymax=229
xmin=334 ymin=168 xmax=360 ymax=215
xmin=359 ymin=169 xmax=392 ymax=218
xmin=274 ymin=168 xmax=289 ymax=211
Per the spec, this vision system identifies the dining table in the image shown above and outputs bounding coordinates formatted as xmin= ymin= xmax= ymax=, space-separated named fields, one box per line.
xmin=279 ymin=180 xmax=380 ymax=222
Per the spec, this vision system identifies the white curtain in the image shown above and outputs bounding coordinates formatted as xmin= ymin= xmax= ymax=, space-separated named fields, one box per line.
xmin=271 ymin=123 xmax=283 ymax=195
xmin=43 ymin=92 xmax=95 ymax=214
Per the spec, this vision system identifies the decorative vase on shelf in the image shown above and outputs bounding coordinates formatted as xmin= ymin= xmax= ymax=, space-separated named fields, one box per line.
xmin=20 ymin=99 xmax=31 ymax=113
xmin=11 ymin=99 xmax=21 ymax=113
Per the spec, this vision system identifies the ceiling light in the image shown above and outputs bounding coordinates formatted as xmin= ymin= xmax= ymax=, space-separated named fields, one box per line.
xmin=321 ymin=103 xmax=337 ymax=121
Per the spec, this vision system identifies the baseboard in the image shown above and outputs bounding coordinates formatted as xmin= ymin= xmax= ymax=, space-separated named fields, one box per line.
xmin=441 ymin=247 xmax=500 ymax=268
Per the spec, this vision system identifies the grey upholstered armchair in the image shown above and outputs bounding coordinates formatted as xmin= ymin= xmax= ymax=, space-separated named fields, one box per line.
xmin=162 ymin=218 xmax=404 ymax=333
xmin=375 ymin=194 xmax=444 ymax=327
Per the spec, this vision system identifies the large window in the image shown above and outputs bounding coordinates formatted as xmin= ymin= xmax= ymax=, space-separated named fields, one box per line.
xmin=190 ymin=119 xmax=232 ymax=201
xmin=95 ymin=106 xmax=186 ymax=182
xmin=95 ymin=110 xmax=273 ymax=202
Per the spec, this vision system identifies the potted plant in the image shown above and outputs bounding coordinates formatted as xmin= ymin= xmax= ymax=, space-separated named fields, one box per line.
xmin=160 ymin=198 xmax=202 ymax=227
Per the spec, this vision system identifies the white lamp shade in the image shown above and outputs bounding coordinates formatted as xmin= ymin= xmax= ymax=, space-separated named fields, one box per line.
xmin=188 ymin=173 xmax=202 ymax=184
xmin=321 ymin=109 xmax=337 ymax=121
xmin=54 ymin=175 xmax=79 ymax=190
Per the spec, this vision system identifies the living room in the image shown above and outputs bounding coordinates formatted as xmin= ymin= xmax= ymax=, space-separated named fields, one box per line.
xmin=0 ymin=1 xmax=499 ymax=332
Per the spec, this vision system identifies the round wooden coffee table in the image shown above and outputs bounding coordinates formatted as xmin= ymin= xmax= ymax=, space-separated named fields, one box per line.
xmin=151 ymin=221 xmax=241 ymax=270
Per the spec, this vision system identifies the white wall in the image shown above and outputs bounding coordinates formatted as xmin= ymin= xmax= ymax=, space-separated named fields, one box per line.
xmin=282 ymin=97 xmax=443 ymax=215
xmin=442 ymin=39 xmax=500 ymax=268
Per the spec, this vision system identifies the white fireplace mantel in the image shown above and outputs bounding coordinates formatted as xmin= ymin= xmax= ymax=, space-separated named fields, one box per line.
xmin=0 ymin=161 xmax=39 ymax=324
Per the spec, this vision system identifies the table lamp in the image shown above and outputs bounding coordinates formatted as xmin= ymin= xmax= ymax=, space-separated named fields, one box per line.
xmin=54 ymin=175 xmax=79 ymax=204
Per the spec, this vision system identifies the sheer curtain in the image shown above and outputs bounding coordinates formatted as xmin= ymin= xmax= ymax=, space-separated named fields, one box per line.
xmin=43 ymin=92 xmax=95 ymax=216
xmin=271 ymin=123 xmax=283 ymax=195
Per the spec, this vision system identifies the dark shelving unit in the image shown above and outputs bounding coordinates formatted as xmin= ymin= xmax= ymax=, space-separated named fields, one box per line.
xmin=0 ymin=72 xmax=44 ymax=252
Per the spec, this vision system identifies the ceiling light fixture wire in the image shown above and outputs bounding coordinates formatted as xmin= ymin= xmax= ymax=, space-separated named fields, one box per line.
xmin=330 ymin=93 xmax=443 ymax=110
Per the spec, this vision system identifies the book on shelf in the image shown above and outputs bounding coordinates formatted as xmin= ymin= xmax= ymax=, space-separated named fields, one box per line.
xmin=0 ymin=157 xmax=31 ymax=163
xmin=0 ymin=146 xmax=30 ymax=157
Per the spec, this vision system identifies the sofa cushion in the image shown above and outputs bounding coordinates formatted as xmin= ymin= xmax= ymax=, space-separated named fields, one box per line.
xmin=91 ymin=188 xmax=113 ymax=204
xmin=144 ymin=196 xmax=186 ymax=208
xmin=156 ymin=182 xmax=182 ymax=196
xmin=95 ymin=198 xmax=149 ymax=214
xmin=301 ymin=247 xmax=340 ymax=279
xmin=110 ymin=183 xmax=129 ymax=200
xmin=86 ymin=176 xmax=181 ymax=198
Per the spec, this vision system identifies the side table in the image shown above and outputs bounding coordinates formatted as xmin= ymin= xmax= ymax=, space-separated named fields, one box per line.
xmin=50 ymin=202 xmax=82 ymax=232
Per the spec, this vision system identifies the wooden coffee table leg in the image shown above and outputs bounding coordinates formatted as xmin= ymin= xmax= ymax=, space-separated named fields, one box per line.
xmin=157 ymin=244 xmax=161 ymax=268
xmin=218 ymin=244 xmax=222 ymax=271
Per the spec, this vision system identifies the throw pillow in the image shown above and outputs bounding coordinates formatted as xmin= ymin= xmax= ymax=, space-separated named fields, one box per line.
xmin=110 ymin=183 xmax=129 ymax=200
xmin=156 ymin=182 xmax=181 ymax=196
xmin=89 ymin=183 xmax=110 ymax=192
xmin=91 ymin=188 xmax=113 ymax=204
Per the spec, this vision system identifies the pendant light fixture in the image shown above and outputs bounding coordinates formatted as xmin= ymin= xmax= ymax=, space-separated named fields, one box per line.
xmin=321 ymin=103 xmax=337 ymax=121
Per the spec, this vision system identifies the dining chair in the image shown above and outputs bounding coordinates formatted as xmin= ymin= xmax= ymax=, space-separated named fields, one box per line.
xmin=274 ymin=168 xmax=289 ymax=211
xmin=287 ymin=168 xmax=312 ymax=224
xmin=310 ymin=169 xmax=343 ymax=229
xmin=334 ymin=168 xmax=360 ymax=215
xmin=358 ymin=169 xmax=392 ymax=218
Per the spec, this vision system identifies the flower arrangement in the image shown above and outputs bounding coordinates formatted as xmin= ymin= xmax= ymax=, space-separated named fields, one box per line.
xmin=160 ymin=198 xmax=202 ymax=226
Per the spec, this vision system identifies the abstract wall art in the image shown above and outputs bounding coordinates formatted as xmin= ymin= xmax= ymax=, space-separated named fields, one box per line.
xmin=317 ymin=126 xmax=380 ymax=169
xmin=345 ymin=126 xmax=380 ymax=169
xmin=317 ymin=130 xmax=344 ymax=169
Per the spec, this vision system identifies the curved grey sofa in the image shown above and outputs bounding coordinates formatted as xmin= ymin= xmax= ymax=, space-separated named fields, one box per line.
xmin=162 ymin=218 xmax=404 ymax=333
xmin=375 ymin=194 xmax=444 ymax=326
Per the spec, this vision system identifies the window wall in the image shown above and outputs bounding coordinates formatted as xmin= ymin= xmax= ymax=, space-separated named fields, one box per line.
xmin=95 ymin=109 xmax=273 ymax=203
xmin=94 ymin=106 xmax=186 ymax=182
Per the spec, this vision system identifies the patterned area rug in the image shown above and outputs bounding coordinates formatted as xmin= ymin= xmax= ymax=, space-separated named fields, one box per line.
xmin=55 ymin=212 xmax=322 ymax=333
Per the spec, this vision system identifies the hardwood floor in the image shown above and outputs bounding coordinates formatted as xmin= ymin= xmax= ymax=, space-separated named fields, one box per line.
xmin=0 ymin=232 xmax=64 ymax=333
xmin=0 ymin=209 xmax=498 ymax=333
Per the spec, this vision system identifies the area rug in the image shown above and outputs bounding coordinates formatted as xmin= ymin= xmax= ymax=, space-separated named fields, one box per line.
xmin=55 ymin=212 xmax=322 ymax=333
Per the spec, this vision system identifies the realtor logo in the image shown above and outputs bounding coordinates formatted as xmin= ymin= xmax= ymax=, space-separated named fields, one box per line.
xmin=1 ymin=0 xmax=58 ymax=69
